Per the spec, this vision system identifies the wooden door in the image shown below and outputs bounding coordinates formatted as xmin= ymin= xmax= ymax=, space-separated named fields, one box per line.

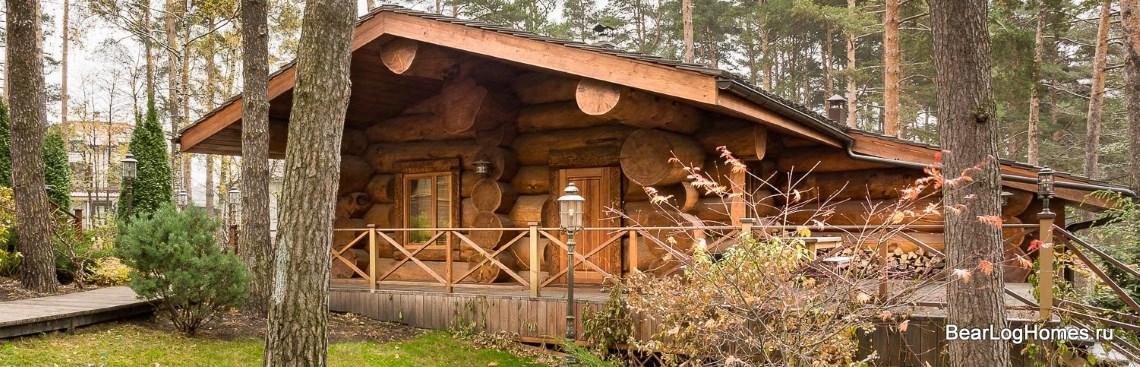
xmin=553 ymin=167 xmax=621 ymax=284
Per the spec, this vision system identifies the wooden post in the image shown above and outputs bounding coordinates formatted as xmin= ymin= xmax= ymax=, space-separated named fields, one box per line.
xmin=878 ymin=239 xmax=888 ymax=299
xmin=445 ymin=230 xmax=454 ymax=293
xmin=368 ymin=224 xmax=377 ymax=291
xmin=73 ymin=208 xmax=83 ymax=231
xmin=529 ymin=222 xmax=540 ymax=297
xmin=228 ymin=224 xmax=239 ymax=253
xmin=740 ymin=217 xmax=754 ymax=238
xmin=628 ymin=229 xmax=639 ymax=274
xmin=1039 ymin=211 xmax=1056 ymax=320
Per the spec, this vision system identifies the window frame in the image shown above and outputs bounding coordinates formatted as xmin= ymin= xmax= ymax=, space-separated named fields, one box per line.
xmin=401 ymin=171 xmax=457 ymax=249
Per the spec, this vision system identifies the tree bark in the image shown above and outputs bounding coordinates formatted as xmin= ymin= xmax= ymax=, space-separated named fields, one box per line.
xmin=61 ymin=0 xmax=70 ymax=132
xmin=931 ymin=0 xmax=1010 ymax=365
xmin=240 ymin=0 xmax=273 ymax=318
xmin=846 ymin=0 xmax=858 ymax=128
xmin=166 ymin=0 xmax=182 ymax=193
xmin=142 ymin=0 xmax=154 ymax=99
xmin=7 ymin=0 xmax=58 ymax=293
xmin=1122 ymin=0 xmax=1140 ymax=193
xmin=1086 ymin=0 xmax=1111 ymax=180
xmin=682 ymin=0 xmax=694 ymax=63
xmin=883 ymin=0 xmax=900 ymax=136
xmin=263 ymin=0 xmax=355 ymax=365
xmin=1027 ymin=0 xmax=1045 ymax=166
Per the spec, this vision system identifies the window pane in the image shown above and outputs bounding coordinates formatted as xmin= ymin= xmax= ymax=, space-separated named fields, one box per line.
xmin=408 ymin=177 xmax=433 ymax=243
xmin=436 ymin=176 xmax=451 ymax=228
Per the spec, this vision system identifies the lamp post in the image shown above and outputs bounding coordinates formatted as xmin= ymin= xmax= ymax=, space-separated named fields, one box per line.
xmin=557 ymin=182 xmax=585 ymax=363
xmin=1037 ymin=166 xmax=1056 ymax=320
xmin=228 ymin=187 xmax=241 ymax=253
xmin=120 ymin=153 xmax=138 ymax=217
xmin=177 ymin=189 xmax=189 ymax=211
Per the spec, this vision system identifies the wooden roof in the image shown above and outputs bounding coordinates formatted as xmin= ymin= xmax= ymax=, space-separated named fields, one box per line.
xmin=178 ymin=5 xmax=1132 ymax=207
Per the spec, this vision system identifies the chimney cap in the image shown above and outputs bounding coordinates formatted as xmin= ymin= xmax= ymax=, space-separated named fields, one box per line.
xmin=827 ymin=94 xmax=847 ymax=102
xmin=593 ymin=24 xmax=615 ymax=33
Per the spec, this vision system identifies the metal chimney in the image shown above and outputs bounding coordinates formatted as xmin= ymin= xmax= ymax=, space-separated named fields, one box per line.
xmin=827 ymin=94 xmax=847 ymax=124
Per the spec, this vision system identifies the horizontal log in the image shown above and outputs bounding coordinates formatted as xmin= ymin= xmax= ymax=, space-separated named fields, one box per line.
xmin=333 ymin=217 xmax=367 ymax=250
xmin=776 ymin=147 xmax=893 ymax=173
xmin=472 ymin=179 xmax=519 ymax=214
xmin=365 ymin=114 xmax=475 ymax=143
xmin=513 ymin=125 xmax=635 ymax=166
xmin=474 ymin=145 xmax=519 ymax=181
xmin=694 ymin=119 xmax=768 ymax=160
xmin=463 ymin=250 xmax=521 ymax=283
xmin=517 ymin=102 xmax=611 ymax=132
xmin=338 ymin=155 xmax=374 ymax=195
xmin=364 ymin=140 xmax=480 ymax=172
xmin=511 ymin=166 xmax=550 ymax=195
xmin=380 ymin=38 xmax=461 ymax=80
xmin=620 ymin=128 xmax=705 ymax=186
xmin=781 ymin=198 xmax=943 ymax=227
xmin=511 ymin=72 xmax=578 ymax=105
xmin=366 ymin=174 xmax=395 ymax=204
xmin=332 ymin=248 xmax=370 ymax=279
xmin=506 ymin=237 xmax=549 ymax=271
xmin=1002 ymin=189 xmax=1033 ymax=217
xmin=576 ymin=79 xmax=701 ymax=134
xmin=440 ymin=77 xmax=516 ymax=133
xmin=460 ymin=171 xmax=479 ymax=198
xmin=336 ymin=193 xmax=372 ymax=218
xmin=549 ymin=143 xmax=622 ymax=168
xmin=461 ymin=198 xmax=477 ymax=227
xmin=508 ymin=195 xmax=551 ymax=225
xmin=363 ymin=204 xmax=395 ymax=228
xmin=623 ymin=181 xmax=686 ymax=204
xmin=342 ymin=128 xmax=368 ymax=155
xmin=371 ymin=258 xmax=468 ymax=282
xmin=474 ymin=122 xmax=519 ymax=147
xmin=795 ymin=169 xmax=924 ymax=201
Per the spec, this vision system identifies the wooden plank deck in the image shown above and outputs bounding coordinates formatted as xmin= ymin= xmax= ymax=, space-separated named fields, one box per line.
xmin=0 ymin=286 xmax=154 ymax=339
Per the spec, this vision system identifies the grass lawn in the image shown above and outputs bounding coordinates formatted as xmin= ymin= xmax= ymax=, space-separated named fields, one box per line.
xmin=0 ymin=323 xmax=547 ymax=367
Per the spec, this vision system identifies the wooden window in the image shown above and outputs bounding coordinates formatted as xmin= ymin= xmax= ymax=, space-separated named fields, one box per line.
xmin=403 ymin=172 xmax=453 ymax=247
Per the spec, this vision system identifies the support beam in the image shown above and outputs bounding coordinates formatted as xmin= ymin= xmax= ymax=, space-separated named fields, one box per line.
xmin=576 ymin=79 xmax=701 ymax=134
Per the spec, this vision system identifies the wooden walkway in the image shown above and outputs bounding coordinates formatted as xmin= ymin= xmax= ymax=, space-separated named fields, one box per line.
xmin=0 ymin=286 xmax=153 ymax=339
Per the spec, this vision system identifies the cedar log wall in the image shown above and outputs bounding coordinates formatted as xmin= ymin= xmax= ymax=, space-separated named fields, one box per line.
xmin=330 ymin=39 xmax=1051 ymax=283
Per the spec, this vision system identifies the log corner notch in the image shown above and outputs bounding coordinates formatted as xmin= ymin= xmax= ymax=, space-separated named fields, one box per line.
xmin=575 ymin=79 xmax=702 ymax=134
xmin=380 ymin=37 xmax=462 ymax=80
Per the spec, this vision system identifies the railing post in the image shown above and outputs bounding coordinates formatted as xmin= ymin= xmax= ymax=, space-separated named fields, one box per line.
xmin=740 ymin=218 xmax=754 ymax=238
xmin=368 ymin=224 xmax=377 ymax=291
xmin=529 ymin=222 xmax=540 ymax=297
xmin=628 ymin=229 xmax=639 ymax=274
xmin=446 ymin=230 xmax=454 ymax=293
xmin=73 ymin=208 xmax=83 ymax=231
xmin=878 ymin=241 xmax=888 ymax=300
xmin=1039 ymin=211 xmax=1056 ymax=320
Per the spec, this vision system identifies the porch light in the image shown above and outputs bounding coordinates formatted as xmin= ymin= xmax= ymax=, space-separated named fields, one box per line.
xmin=177 ymin=189 xmax=189 ymax=210
xmin=999 ymin=191 xmax=1013 ymax=207
xmin=1038 ymin=166 xmax=1055 ymax=212
xmin=228 ymin=187 xmax=241 ymax=225
xmin=558 ymin=183 xmax=585 ymax=233
xmin=473 ymin=159 xmax=491 ymax=177
xmin=120 ymin=153 xmax=138 ymax=181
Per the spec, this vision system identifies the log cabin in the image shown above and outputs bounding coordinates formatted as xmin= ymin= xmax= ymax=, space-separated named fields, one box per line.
xmin=178 ymin=6 xmax=1135 ymax=362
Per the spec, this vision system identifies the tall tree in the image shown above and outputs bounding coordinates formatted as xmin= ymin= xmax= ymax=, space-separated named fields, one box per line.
xmin=166 ymin=0 xmax=183 ymax=196
xmin=61 ymin=0 xmax=71 ymax=133
xmin=240 ymin=0 xmax=273 ymax=317
xmin=931 ymin=0 xmax=1010 ymax=365
xmin=43 ymin=127 xmax=72 ymax=210
xmin=1085 ymin=0 xmax=1111 ymax=180
xmin=7 ymin=0 xmax=58 ymax=292
xmin=1123 ymin=0 xmax=1140 ymax=193
xmin=0 ymin=100 xmax=10 ymax=187
xmin=845 ymin=0 xmax=857 ymax=128
xmin=263 ymin=0 xmax=355 ymax=364
xmin=882 ymin=0 xmax=900 ymax=136
xmin=1027 ymin=0 xmax=1045 ymax=166
xmin=118 ymin=98 xmax=173 ymax=220
xmin=681 ymin=0 xmax=693 ymax=63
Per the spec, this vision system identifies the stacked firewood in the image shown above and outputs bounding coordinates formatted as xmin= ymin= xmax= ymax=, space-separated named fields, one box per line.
xmin=830 ymin=247 xmax=945 ymax=277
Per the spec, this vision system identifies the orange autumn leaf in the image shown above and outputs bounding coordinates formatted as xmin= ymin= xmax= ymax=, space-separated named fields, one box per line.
xmin=979 ymin=260 xmax=994 ymax=276
xmin=1015 ymin=254 xmax=1033 ymax=269
xmin=899 ymin=319 xmax=910 ymax=333
xmin=977 ymin=215 xmax=1003 ymax=228
xmin=1028 ymin=239 xmax=1043 ymax=252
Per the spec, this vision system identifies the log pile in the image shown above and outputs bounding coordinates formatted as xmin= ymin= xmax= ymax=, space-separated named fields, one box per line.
xmin=832 ymin=247 xmax=945 ymax=277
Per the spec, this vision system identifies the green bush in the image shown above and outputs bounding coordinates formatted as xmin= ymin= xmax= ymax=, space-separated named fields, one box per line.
xmin=116 ymin=204 xmax=250 ymax=335
xmin=0 ymin=247 xmax=21 ymax=277
xmin=87 ymin=257 xmax=131 ymax=286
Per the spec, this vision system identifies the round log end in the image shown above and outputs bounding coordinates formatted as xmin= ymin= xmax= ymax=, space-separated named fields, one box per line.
xmin=575 ymin=79 xmax=622 ymax=116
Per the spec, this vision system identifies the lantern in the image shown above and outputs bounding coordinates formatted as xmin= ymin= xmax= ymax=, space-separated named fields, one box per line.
xmin=177 ymin=189 xmax=189 ymax=209
xmin=473 ymin=159 xmax=491 ymax=177
xmin=120 ymin=153 xmax=138 ymax=181
xmin=1038 ymin=166 xmax=1055 ymax=212
xmin=558 ymin=183 xmax=585 ymax=233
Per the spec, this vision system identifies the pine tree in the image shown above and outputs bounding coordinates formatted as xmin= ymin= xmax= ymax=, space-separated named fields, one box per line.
xmin=118 ymin=98 xmax=173 ymax=220
xmin=43 ymin=126 xmax=72 ymax=210
xmin=0 ymin=100 xmax=10 ymax=187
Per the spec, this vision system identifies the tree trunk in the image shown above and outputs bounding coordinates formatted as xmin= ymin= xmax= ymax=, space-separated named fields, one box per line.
xmin=682 ymin=0 xmax=694 ymax=63
xmin=1124 ymin=0 xmax=1140 ymax=194
xmin=263 ymin=0 xmax=355 ymax=365
xmin=930 ymin=0 xmax=1010 ymax=365
xmin=1027 ymin=0 xmax=1044 ymax=166
xmin=1086 ymin=0 xmax=1111 ymax=180
xmin=142 ymin=0 xmax=154 ymax=99
xmin=7 ymin=0 xmax=58 ymax=293
xmin=206 ymin=155 xmax=215 ymax=214
xmin=883 ymin=0 xmax=900 ymax=136
xmin=240 ymin=0 xmax=273 ymax=318
xmin=166 ymin=0 xmax=182 ymax=193
xmin=846 ymin=0 xmax=858 ymax=128
xmin=824 ymin=25 xmax=833 ymax=96
xmin=61 ymin=0 xmax=70 ymax=132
